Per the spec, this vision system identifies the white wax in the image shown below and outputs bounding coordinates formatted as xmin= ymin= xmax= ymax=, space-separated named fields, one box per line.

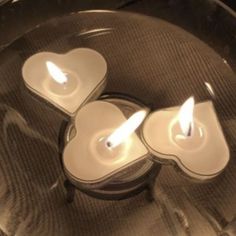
xmin=22 ymin=48 xmax=107 ymax=116
xmin=63 ymin=101 xmax=148 ymax=183
xmin=142 ymin=101 xmax=229 ymax=180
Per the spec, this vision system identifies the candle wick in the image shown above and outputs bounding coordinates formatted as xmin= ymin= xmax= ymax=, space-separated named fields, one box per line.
xmin=186 ymin=123 xmax=192 ymax=137
xmin=106 ymin=141 xmax=112 ymax=149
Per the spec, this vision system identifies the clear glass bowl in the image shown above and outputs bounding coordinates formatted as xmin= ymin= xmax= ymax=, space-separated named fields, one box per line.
xmin=0 ymin=1 xmax=236 ymax=235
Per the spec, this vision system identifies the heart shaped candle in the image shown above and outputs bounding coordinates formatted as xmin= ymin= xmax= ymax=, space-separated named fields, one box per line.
xmin=63 ymin=101 xmax=148 ymax=184
xmin=22 ymin=48 xmax=107 ymax=116
xmin=142 ymin=99 xmax=230 ymax=180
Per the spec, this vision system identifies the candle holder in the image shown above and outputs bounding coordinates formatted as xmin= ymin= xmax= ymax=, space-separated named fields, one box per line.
xmin=61 ymin=94 xmax=162 ymax=202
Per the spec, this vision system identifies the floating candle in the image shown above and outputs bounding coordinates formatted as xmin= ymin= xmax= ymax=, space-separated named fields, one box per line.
xmin=22 ymin=48 xmax=107 ymax=116
xmin=63 ymin=101 xmax=148 ymax=183
xmin=141 ymin=98 xmax=230 ymax=180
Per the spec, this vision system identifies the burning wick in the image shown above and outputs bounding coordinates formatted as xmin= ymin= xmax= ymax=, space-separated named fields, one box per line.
xmin=46 ymin=61 xmax=68 ymax=84
xmin=178 ymin=96 xmax=195 ymax=137
xmin=106 ymin=141 xmax=113 ymax=148
xmin=186 ymin=124 xmax=192 ymax=137
xmin=106 ymin=110 xmax=147 ymax=149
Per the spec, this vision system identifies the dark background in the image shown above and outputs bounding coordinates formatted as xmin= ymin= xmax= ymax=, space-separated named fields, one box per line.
xmin=222 ymin=0 xmax=236 ymax=10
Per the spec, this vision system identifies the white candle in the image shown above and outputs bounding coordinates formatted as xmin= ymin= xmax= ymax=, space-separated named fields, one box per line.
xmin=22 ymin=48 xmax=107 ymax=116
xmin=63 ymin=101 xmax=148 ymax=183
xmin=142 ymin=98 xmax=230 ymax=180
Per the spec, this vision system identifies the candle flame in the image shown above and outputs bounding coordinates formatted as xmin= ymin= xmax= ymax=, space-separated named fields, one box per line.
xmin=178 ymin=97 xmax=195 ymax=137
xmin=106 ymin=110 xmax=147 ymax=148
xmin=46 ymin=61 xmax=68 ymax=84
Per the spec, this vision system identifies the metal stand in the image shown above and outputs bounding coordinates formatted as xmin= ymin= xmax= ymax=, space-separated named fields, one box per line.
xmin=64 ymin=179 xmax=76 ymax=203
xmin=64 ymin=163 xmax=162 ymax=203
